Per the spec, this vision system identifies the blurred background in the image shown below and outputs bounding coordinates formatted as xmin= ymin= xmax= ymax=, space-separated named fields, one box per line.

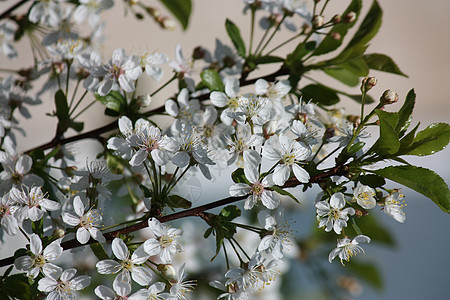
xmin=0 ymin=0 xmax=449 ymax=299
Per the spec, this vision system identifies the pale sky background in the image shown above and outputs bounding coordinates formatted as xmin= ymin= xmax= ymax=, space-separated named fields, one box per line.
xmin=0 ymin=0 xmax=449 ymax=299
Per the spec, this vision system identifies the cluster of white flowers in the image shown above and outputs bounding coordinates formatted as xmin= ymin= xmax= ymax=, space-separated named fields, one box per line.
xmin=0 ymin=0 xmax=423 ymax=299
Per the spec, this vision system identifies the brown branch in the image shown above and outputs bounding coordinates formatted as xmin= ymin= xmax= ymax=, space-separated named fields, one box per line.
xmin=0 ymin=0 xmax=30 ymax=20
xmin=0 ymin=163 xmax=349 ymax=268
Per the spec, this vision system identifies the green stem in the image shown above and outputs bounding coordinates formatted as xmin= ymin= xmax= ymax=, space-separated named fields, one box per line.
xmin=150 ymin=73 xmax=177 ymax=97
xmin=316 ymin=145 xmax=341 ymax=166
xmin=266 ymin=30 xmax=303 ymax=56
xmin=254 ymin=25 xmax=273 ymax=55
xmin=71 ymin=98 xmax=95 ymax=120
xmin=249 ymin=7 xmax=256 ymax=55
xmin=231 ymin=237 xmax=251 ymax=261
xmin=257 ymin=15 xmax=287 ymax=56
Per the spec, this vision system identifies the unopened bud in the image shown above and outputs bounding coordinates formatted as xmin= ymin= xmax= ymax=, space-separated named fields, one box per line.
xmin=192 ymin=46 xmax=206 ymax=60
xmin=332 ymin=14 xmax=342 ymax=24
xmin=158 ymin=264 xmax=177 ymax=279
xmin=360 ymin=76 xmax=377 ymax=93
xmin=52 ymin=228 xmax=65 ymax=239
xmin=331 ymin=32 xmax=341 ymax=41
xmin=138 ymin=94 xmax=152 ymax=107
xmin=380 ymin=89 xmax=399 ymax=105
xmin=312 ymin=15 xmax=324 ymax=28
xmin=344 ymin=11 xmax=356 ymax=23
xmin=324 ymin=127 xmax=335 ymax=140
xmin=162 ymin=18 xmax=176 ymax=30
xmin=347 ymin=115 xmax=360 ymax=126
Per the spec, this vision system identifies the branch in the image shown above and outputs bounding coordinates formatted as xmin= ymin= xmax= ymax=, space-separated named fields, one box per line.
xmin=0 ymin=0 xmax=30 ymax=20
xmin=0 ymin=163 xmax=349 ymax=268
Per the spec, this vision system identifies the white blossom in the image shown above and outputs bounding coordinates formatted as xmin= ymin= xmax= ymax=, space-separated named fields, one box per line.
xmin=329 ymin=235 xmax=371 ymax=265
xmin=38 ymin=267 xmax=91 ymax=299
xmin=315 ymin=192 xmax=355 ymax=234
xmin=353 ymin=183 xmax=376 ymax=209
xmin=14 ymin=234 xmax=63 ymax=279
xmin=144 ymin=218 xmax=183 ymax=264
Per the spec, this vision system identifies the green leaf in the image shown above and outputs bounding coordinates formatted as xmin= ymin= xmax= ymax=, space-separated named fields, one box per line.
xmin=225 ymin=19 xmax=246 ymax=58
xmin=364 ymin=53 xmax=408 ymax=77
xmin=90 ymin=243 xmax=109 ymax=260
xmin=167 ymin=195 xmax=192 ymax=209
xmin=399 ymin=123 xmax=419 ymax=149
xmin=231 ymin=168 xmax=247 ymax=184
xmin=373 ymin=166 xmax=450 ymax=213
xmin=324 ymin=67 xmax=360 ymax=87
xmin=270 ymin=186 xmax=301 ymax=204
xmin=54 ymin=90 xmax=69 ymax=120
xmin=358 ymin=174 xmax=385 ymax=188
xmin=347 ymin=141 xmax=365 ymax=155
xmin=69 ymin=120 xmax=84 ymax=132
xmin=346 ymin=260 xmax=383 ymax=290
xmin=200 ymin=69 xmax=224 ymax=92
xmin=313 ymin=0 xmax=362 ymax=56
xmin=405 ymin=123 xmax=450 ymax=156
xmin=253 ymin=55 xmax=284 ymax=65
xmin=158 ymin=0 xmax=192 ymax=30
xmin=396 ymin=89 xmax=416 ymax=135
xmin=300 ymin=84 xmax=339 ymax=106
xmin=345 ymin=0 xmax=382 ymax=51
xmin=1 ymin=274 xmax=32 ymax=299
xmin=139 ymin=185 xmax=152 ymax=198
xmin=375 ymin=109 xmax=400 ymax=155
xmin=220 ymin=205 xmax=241 ymax=221
xmin=95 ymin=91 xmax=126 ymax=112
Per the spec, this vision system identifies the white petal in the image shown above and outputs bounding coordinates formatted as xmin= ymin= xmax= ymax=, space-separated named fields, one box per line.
xmin=112 ymin=238 xmax=129 ymax=260
xmin=330 ymin=192 xmax=345 ymax=209
xmin=229 ymin=183 xmax=251 ymax=197
xmin=96 ymin=259 xmax=120 ymax=274
xmin=131 ymin=266 xmax=153 ymax=286
xmin=292 ymin=164 xmax=310 ymax=183
xmin=30 ymin=234 xmax=42 ymax=255
xmin=77 ymin=227 xmax=91 ymax=244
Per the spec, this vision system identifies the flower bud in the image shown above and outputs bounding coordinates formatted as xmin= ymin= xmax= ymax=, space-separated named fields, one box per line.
xmin=344 ymin=11 xmax=356 ymax=23
xmin=192 ymin=46 xmax=206 ymax=60
xmin=332 ymin=14 xmax=342 ymax=24
xmin=158 ymin=264 xmax=177 ymax=279
xmin=312 ymin=15 xmax=324 ymax=28
xmin=52 ymin=228 xmax=65 ymax=239
xmin=138 ymin=94 xmax=152 ymax=107
xmin=331 ymin=32 xmax=341 ymax=41
xmin=380 ymin=89 xmax=399 ymax=105
xmin=360 ymin=76 xmax=377 ymax=93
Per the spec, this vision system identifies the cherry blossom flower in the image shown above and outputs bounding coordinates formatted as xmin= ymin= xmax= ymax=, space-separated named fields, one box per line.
xmin=0 ymin=21 xmax=18 ymax=59
xmin=140 ymin=50 xmax=168 ymax=81
xmin=144 ymin=218 xmax=183 ymax=264
xmin=229 ymin=165 xmax=279 ymax=210
xmin=165 ymin=88 xmax=202 ymax=131
xmin=210 ymin=77 xmax=241 ymax=125
xmin=14 ymin=234 xmax=63 ymax=279
xmin=316 ymin=192 xmax=355 ymax=234
xmin=257 ymin=209 xmax=294 ymax=259
xmin=225 ymin=125 xmax=264 ymax=168
xmin=225 ymin=253 xmax=279 ymax=292
xmin=255 ymin=79 xmax=291 ymax=102
xmin=329 ymin=235 xmax=371 ymax=265
xmin=73 ymin=0 xmax=114 ymax=27
xmin=0 ymin=194 xmax=19 ymax=236
xmin=10 ymin=186 xmax=60 ymax=222
xmin=38 ymin=267 xmax=91 ymax=299
xmin=129 ymin=282 xmax=166 ymax=300
xmin=162 ymin=264 xmax=196 ymax=300
xmin=353 ymin=183 xmax=376 ymax=209
xmin=96 ymin=238 xmax=152 ymax=286
xmin=381 ymin=190 xmax=406 ymax=223
xmin=95 ymin=281 xmax=132 ymax=300
xmin=29 ymin=0 xmax=65 ymax=28
xmin=62 ymin=196 xmax=105 ymax=244
xmin=263 ymin=134 xmax=310 ymax=186
xmin=95 ymin=48 xmax=142 ymax=96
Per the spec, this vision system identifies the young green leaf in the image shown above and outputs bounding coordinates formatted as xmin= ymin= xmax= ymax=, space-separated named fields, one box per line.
xmin=95 ymin=91 xmax=127 ymax=112
xmin=167 ymin=195 xmax=192 ymax=209
xmin=200 ymin=69 xmax=225 ymax=92
xmin=220 ymin=205 xmax=241 ymax=221
xmin=364 ymin=53 xmax=408 ymax=77
xmin=396 ymin=89 xmax=416 ymax=135
xmin=404 ymin=123 xmax=450 ymax=156
xmin=373 ymin=166 xmax=450 ymax=213
xmin=158 ymin=0 xmax=192 ymax=30
xmin=54 ymin=90 xmax=69 ymax=120
xmin=225 ymin=19 xmax=246 ymax=58
xmin=300 ymin=84 xmax=340 ymax=106
xmin=375 ymin=109 xmax=400 ymax=155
